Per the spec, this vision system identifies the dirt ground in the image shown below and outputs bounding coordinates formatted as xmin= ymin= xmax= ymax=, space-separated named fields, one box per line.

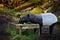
xmin=35 ymin=22 xmax=60 ymax=40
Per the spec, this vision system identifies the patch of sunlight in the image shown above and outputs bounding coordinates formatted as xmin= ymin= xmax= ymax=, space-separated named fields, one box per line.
xmin=31 ymin=7 xmax=43 ymax=14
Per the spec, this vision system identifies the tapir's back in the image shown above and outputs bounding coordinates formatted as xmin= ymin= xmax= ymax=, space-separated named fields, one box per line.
xmin=40 ymin=13 xmax=58 ymax=25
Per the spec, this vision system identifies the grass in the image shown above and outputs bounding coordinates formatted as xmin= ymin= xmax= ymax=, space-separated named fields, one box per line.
xmin=0 ymin=8 xmax=20 ymax=14
xmin=6 ymin=28 xmax=38 ymax=40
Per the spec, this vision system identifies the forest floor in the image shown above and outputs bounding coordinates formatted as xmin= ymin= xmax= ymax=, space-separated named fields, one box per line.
xmin=35 ymin=25 xmax=60 ymax=40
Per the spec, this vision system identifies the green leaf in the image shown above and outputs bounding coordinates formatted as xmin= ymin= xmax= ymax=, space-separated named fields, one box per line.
xmin=32 ymin=7 xmax=43 ymax=14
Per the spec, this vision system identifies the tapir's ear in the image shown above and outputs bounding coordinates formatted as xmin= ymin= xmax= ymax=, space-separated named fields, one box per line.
xmin=15 ymin=14 xmax=21 ymax=18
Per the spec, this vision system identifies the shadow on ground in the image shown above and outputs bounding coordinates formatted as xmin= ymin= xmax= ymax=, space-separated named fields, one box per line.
xmin=35 ymin=22 xmax=60 ymax=40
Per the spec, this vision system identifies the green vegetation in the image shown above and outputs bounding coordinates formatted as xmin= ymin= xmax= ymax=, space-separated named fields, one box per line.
xmin=0 ymin=9 xmax=20 ymax=14
xmin=6 ymin=28 xmax=38 ymax=40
